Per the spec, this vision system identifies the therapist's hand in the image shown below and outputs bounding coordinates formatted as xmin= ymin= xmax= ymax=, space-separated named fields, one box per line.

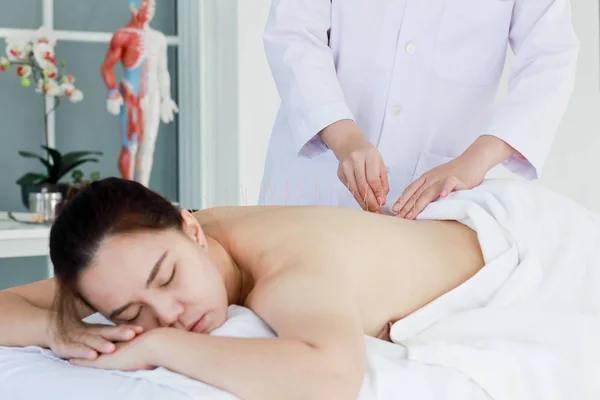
xmin=392 ymin=154 xmax=486 ymax=219
xmin=320 ymin=120 xmax=390 ymax=212
xmin=393 ymin=135 xmax=517 ymax=219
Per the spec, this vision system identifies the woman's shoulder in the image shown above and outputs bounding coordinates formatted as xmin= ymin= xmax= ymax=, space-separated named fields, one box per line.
xmin=191 ymin=205 xmax=286 ymax=224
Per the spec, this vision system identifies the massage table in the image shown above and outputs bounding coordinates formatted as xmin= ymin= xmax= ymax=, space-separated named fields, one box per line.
xmin=2 ymin=179 xmax=599 ymax=400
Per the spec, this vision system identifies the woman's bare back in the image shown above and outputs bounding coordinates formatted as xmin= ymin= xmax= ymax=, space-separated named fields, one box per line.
xmin=197 ymin=206 xmax=485 ymax=340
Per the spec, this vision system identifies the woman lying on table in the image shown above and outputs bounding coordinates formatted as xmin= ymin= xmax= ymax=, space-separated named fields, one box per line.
xmin=0 ymin=177 xmax=485 ymax=400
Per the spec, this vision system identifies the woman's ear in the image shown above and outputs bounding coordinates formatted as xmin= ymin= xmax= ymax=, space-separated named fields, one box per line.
xmin=179 ymin=209 xmax=208 ymax=249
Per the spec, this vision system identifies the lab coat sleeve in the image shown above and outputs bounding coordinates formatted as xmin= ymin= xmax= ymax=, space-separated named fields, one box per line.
xmin=485 ymin=0 xmax=579 ymax=179
xmin=263 ymin=0 xmax=354 ymax=158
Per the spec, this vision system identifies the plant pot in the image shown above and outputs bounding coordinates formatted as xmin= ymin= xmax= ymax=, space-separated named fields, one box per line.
xmin=20 ymin=182 xmax=71 ymax=211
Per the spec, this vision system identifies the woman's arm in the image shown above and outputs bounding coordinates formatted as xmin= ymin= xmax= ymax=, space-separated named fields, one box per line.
xmin=77 ymin=270 xmax=366 ymax=400
xmin=153 ymin=271 xmax=364 ymax=400
xmin=0 ymin=279 xmax=93 ymax=347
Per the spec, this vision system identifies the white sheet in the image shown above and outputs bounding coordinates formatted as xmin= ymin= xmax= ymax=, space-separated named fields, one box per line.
xmin=390 ymin=178 xmax=600 ymax=400
xmin=0 ymin=305 xmax=492 ymax=400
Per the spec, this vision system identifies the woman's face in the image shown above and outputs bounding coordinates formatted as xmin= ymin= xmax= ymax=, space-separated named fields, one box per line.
xmin=77 ymin=226 xmax=228 ymax=334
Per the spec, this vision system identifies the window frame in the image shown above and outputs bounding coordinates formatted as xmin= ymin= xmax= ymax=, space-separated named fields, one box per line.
xmin=0 ymin=0 xmax=205 ymax=207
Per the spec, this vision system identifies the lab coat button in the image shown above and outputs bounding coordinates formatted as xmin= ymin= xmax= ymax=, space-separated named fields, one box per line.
xmin=392 ymin=106 xmax=403 ymax=116
xmin=405 ymin=41 xmax=417 ymax=55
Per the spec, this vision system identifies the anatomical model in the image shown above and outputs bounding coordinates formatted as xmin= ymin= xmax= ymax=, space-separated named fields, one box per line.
xmin=100 ymin=0 xmax=178 ymax=186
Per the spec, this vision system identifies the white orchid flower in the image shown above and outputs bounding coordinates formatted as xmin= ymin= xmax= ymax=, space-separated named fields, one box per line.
xmin=0 ymin=57 xmax=10 ymax=71
xmin=43 ymin=64 xmax=58 ymax=80
xmin=16 ymin=65 xmax=32 ymax=78
xmin=33 ymin=42 xmax=57 ymax=70
xmin=69 ymin=90 xmax=84 ymax=103
xmin=47 ymin=80 xmax=61 ymax=96
xmin=60 ymin=82 xmax=75 ymax=97
xmin=34 ymin=27 xmax=57 ymax=47
xmin=5 ymin=36 xmax=31 ymax=61
xmin=36 ymin=78 xmax=61 ymax=96
xmin=61 ymin=74 xmax=75 ymax=85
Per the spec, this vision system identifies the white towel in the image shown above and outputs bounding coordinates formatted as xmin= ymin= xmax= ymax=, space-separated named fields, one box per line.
xmin=389 ymin=179 xmax=600 ymax=400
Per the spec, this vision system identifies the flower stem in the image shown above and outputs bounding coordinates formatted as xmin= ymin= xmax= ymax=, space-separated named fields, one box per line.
xmin=43 ymin=95 xmax=49 ymax=161
xmin=13 ymin=56 xmax=65 ymax=159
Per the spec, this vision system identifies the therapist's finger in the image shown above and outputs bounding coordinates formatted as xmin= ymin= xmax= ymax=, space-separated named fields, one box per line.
xmin=353 ymin=161 xmax=380 ymax=212
xmin=337 ymin=165 xmax=348 ymax=187
xmin=351 ymin=158 xmax=368 ymax=204
xmin=406 ymin=182 xmax=445 ymax=220
xmin=366 ymin=154 xmax=385 ymax=206
xmin=439 ymin=176 xmax=460 ymax=199
xmin=337 ymin=166 xmax=352 ymax=198
xmin=363 ymin=185 xmax=380 ymax=212
xmin=352 ymin=176 xmax=378 ymax=211
xmin=399 ymin=179 xmax=431 ymax=218
xmin=341 ymin=165 xmax=362 ymax=209
xmin=380 ymin=159 xmax=390 ymax=200
xmin=393 ymin=176 xmax=426 ymax=215
xmin=357 ymin=175 xmax=380 ymax=212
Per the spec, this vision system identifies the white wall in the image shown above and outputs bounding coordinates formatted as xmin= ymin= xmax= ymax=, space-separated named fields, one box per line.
xmin=539 ymin=0 xmax=600 ymax=211
xmin=230 ymin=0 xmax=600 ymax=210
xmin=237 ymin=0 xmax=279 ymax=206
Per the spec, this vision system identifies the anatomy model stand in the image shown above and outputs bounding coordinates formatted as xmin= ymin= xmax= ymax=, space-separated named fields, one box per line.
xmin=100 ymin=0 xmax=178 ymax=186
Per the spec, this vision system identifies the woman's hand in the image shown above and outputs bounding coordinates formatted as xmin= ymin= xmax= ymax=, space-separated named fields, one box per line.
xmin=69 ymin=334 xmax=154 ymax=372
xmin=320 ymin=120 xmax=389 ymax=212
xmin=393 ymin=135 xmax=517 ymax=219
xmin=47 ymin=322 xmax=143 ymax=361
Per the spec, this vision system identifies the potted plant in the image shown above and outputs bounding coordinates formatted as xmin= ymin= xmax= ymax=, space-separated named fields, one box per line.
xmin=16 ymin=145 xmax=102 ymax=209
xmin=0 ymin=27 xmax=101 ymax=208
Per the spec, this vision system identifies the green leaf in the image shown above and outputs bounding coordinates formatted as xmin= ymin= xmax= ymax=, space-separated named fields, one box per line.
xmin=18 ymin=151 xmax=43 ymax=159
xmin=18 ymin=151 xmax=52 ymax=172
xmin=60 ymin=158 xmax=99 ymax=178
xmin=71 ymin=169 xmax=84 ymax=183
xmin=41 ymin=146 xmax=63 ymax=161
xmin=40 ymin=146 xmax=63 ymax=179
xmin=16 ymin=172 xmax=48 ymax=185
xmin=62 ymin=151 xmax=103 ymax=167
xmin=90 ymin=171 xmax=101 ymax=181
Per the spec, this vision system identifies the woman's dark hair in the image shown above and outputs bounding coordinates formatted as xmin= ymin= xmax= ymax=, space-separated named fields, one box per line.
xmin=50 ymin=177 xmax=183 ymax=336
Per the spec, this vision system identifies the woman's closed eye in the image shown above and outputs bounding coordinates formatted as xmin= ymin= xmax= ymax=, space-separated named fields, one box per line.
xmin=161 ymin=266 xmax=176 ymax=288
xmin=116 ymin=266 xmax=175 ymax=323
xmin=122 ymin=308 xmax=142 ymax=323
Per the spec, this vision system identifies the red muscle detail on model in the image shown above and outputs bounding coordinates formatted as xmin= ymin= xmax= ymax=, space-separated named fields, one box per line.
xmin=118 ymin=148 xmax=132 ymax=180
xmin=100 ymin=0 xmax=159 ymax=182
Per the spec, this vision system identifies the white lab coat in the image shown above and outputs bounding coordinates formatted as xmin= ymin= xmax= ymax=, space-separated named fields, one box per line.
xmin=259 ymin=0 xmax=579 ymax=208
